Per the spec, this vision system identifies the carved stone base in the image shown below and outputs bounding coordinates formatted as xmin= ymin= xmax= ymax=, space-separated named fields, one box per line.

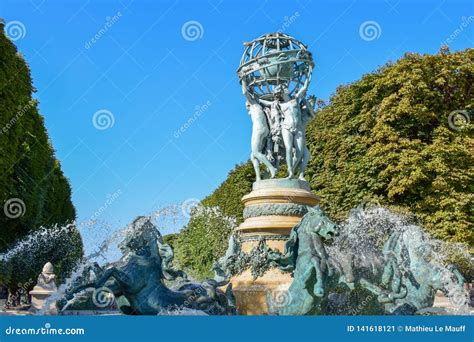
xmin=231 ymin=179 xmax=318 ymax=315
xmin=231 ymin=268 xmax=293 ymax=315
xmin=29 ymin=288 xmax=58 ymax=314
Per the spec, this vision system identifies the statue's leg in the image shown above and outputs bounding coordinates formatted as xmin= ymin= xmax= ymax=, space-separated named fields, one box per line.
xmin=95 ymin=268 xmax=115 ymax=287
xmin=381 ymin=233 xmax=400 ymax=286
xmin=266 ymin=136 xmax=274 ymax=162
xmin=280 ymin=270 xmax=315 ymax=315
xmin=298 ymin=147 xmax=310 ymax=181
xmin=282 ymin=129 xmax=294 ymax=178
xmin=250 ymin=153 xmax=261 ymax=181
xmin=311 ymin=256 xmax=324 ymax=297
xmin=382 ymin=234 xmax=403 ymax=293
xmin=292 ymin=130 xmax=304 ymax=176
xmin=96 ymin=267 xmax=130 ymax=291
xmin=359 ymin=278 xmax=386 ymax=298
xmin=383 ymin=232 xmax=400 ymax=256
xmin=251 ymin=134 xmax=276 ymax=178
xmin=254 ymin=151 xmax=276 ymax=177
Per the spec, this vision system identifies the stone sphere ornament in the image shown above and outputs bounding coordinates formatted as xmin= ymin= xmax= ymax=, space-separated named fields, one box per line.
xmin=237 ymin=32 xmax=314 ymax=101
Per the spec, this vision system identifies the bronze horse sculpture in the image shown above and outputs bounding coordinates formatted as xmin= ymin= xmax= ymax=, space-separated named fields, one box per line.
xmin=268 ymin=206 xmax=339 ymax=315
xmin=67 ymin=217 xmax=236 ymax=315
xmin=357 ymin=226 xmax=467 ymax=314
xmin=269 ymin=207 xmax=467 ymax=315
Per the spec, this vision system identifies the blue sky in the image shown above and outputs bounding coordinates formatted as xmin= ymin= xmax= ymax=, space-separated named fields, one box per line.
xmin=1 ymin=0 xmax=472 ymax=252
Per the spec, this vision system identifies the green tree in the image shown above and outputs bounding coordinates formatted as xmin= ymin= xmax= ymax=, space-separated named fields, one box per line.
xmin=306 ymin=48 xmax=473 ymax=247
xmin=0 ymin=20 xmax=83 ymax=295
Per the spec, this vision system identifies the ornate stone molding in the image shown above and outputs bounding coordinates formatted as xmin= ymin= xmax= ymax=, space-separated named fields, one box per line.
xmin=243 ymin=203 xmax=309 ymax=219
xmin=239 ymin=234 xmax=289 ymax=242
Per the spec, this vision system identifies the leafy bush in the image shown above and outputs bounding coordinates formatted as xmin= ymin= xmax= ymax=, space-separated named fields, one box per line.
xmin=174 ymin=207 xmax=237 ymax=279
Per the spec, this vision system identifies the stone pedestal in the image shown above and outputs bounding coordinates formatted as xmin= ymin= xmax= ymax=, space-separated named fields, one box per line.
xmin=29 ymin=288 xmax=58 ymax=314
xmin=231 ymin=179 xmax=318 ymax=315
xmin=29 ymin=262 xmax=58 ymax=315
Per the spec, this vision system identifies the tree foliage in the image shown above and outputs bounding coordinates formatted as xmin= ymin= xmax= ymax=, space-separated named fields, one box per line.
xmin=174 ymin=207 xmax=237 ymax=279
xmin=306 ymin=48 xmax=473 ymax=247
xmin=0 ymin=21 xmax=83 ymax=291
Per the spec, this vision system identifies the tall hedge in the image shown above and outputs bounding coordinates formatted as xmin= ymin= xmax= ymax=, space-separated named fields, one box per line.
xmin=0 ymin=20 xmax=83 ymax=293
xmin=171 ymin=48 xmax=473 ymax=279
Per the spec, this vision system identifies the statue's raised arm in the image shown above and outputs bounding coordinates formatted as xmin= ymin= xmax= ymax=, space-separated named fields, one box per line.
xmin=301 ymin=95 xmax=317 ymax=123
xmin=295 ymin=69 xmax=312 ymax=99
xmin=241 ymin=78 xmax=256 ymax=105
